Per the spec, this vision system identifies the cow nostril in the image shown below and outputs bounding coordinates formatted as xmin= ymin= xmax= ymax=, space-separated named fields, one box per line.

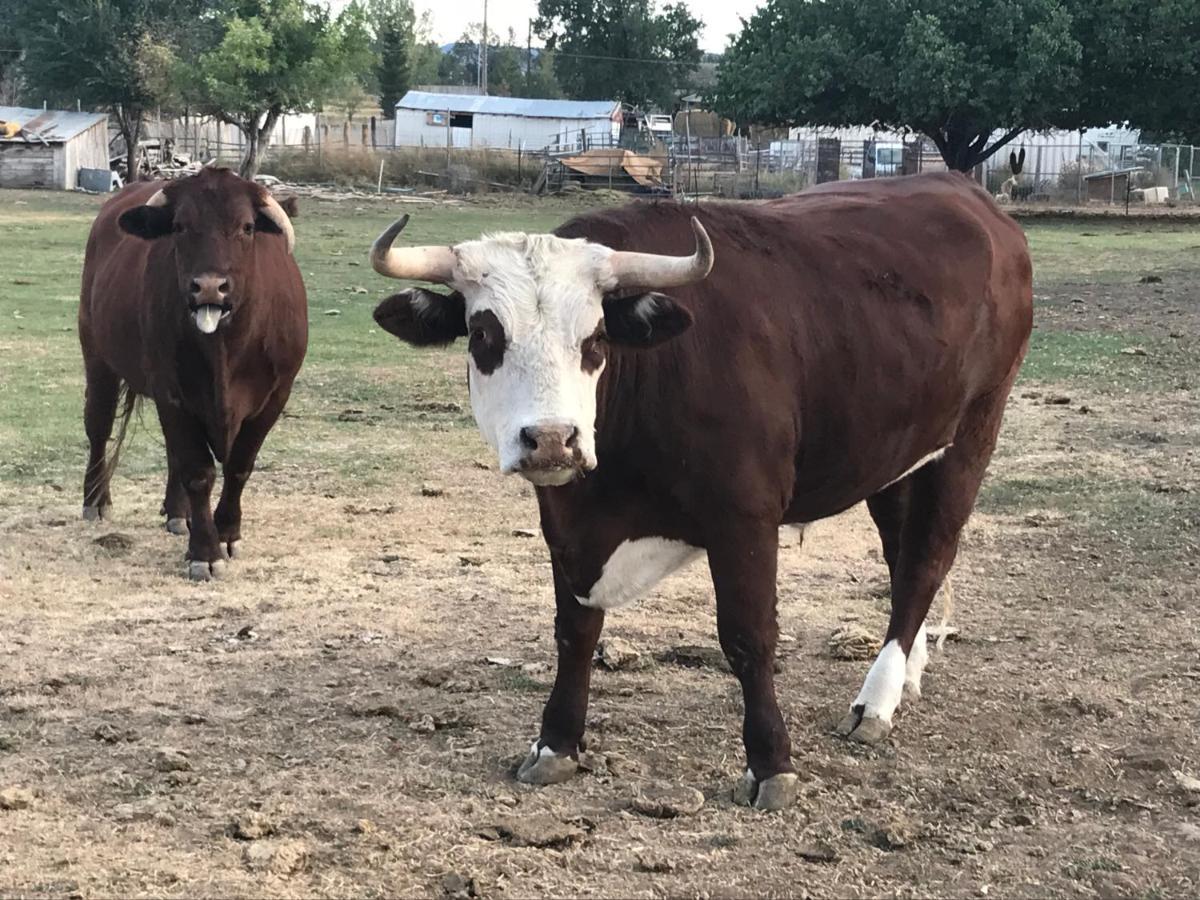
xmin=566 ymin=426 xmax=580 ymax=449
xmin=189 ymin=280 xmax=201 ymax=295
xmin=218 ymin=280 xmax=230 ymax=295
xmin=519 ymin=427 xmax=539 ymax=451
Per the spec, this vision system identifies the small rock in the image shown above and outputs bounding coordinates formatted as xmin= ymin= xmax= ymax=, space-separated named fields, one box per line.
xmin=629 ymin=785 xmax=705 ymax=819
xmin=441 ymin=872 xmax=476 ymax=898
xmin=459 ymin=556 xmax=483 ymax=567
xmin=1007 ymin=812 xmax=1036 ymax=827
xmin=93 ymin=532 xmax=135 ymax=554
xmin=243 ymin=839 xmax=309 ymax=875
xmin=1044 ymin=394 xmax=1071 ymax=406
xmin=828 ymin=625 xmax=882 ymax=661
xmin=1138 ymin=274 xmax=1163 ymax=284
xmin=512 ymin=528 xmax=538 ymax=538
xmin=352 ymin=818 xmax=375 ymax=834
xmin=230 ymin=811 xmax=276 ymax=840
xmin=182 ymin=713 xmax=207 ymax=725
xmin=489 ymin=814 xmax=587 ymax=848
xmin=484 ymin=656 xmax=514 ymax=667
xmin=152 ymin=748 xmax=191 ymax=773
xmin=635 ymin=851 xmax=677 ymax=873
xmin=1119 ymin=346 xmax=1148 ymax=357
xmin=93 ymin=723 xmax=136 ymax=744
xmin=420 ymin=485 xmax=445 ymax=497
xmin=409 ymin=714 xmax=436 ymax=734
xmin=797 ymin=842 xmax=839 ymax=863
xmin=0 ymin=787 xmax=35 ymax=810
xmin=656 ymin=644 xmax=730 ymax=672
xmin=870 ymin=817 xmax=914 ymax=851
xmin=0 ymin=735 xmax=17 ymax=752
xmin=1175 ymin=771 xmax=1200 ymax=794
xmin=235 ymin=625 xmax=257 ymax=641
xmin=323 ymin=308 xmax=341 ymax=316
xmin=597 ymin=637 xmax=645 ymax=671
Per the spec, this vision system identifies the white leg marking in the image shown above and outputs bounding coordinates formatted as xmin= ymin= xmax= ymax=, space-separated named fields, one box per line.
xmin=852 ymin=639 xmax=907 ymax=724
xmin=577 ymin=537 xmax=702 ymax=610
xmin=881 ymin=445 xmax=952 ymax=490
xmin=904 ymin=624 xmax=928 ymax=701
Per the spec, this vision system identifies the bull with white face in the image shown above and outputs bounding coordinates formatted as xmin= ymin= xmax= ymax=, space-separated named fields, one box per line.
xmin=370 ymin=177 xmax=1033 ymax=811
xmin=370 ymin=215 xmax=712 ymax=485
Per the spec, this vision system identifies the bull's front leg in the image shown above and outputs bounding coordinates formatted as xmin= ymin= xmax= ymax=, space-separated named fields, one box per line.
xmin=517 ymin=557 xmax=604 ymax=785
xmin=157 ymin=404 xmax=224 ymax=581
xmin=708 ymin=521 xmax=799 ymax=811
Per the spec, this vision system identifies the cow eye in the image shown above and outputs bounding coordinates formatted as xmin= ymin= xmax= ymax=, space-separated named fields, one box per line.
xmin=469 ymin=326 xmax=487 ymax=344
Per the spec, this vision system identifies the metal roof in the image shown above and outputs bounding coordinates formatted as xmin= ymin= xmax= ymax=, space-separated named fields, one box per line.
xmin=0 ymin=106 xmax=109 ymax=143
xmin=397 ymin=91 xmax=619 ymax=120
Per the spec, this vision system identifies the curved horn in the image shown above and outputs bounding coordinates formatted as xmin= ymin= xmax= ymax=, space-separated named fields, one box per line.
xmin=370 ymin=215 xmax=457 ymax=283
xmin=607 ymin=216 xmax=714 ymax=293
xmin=258 ymin=192 xmax=296 ymax=254
xmin=145 ymin=189 xmax=169 ymax=207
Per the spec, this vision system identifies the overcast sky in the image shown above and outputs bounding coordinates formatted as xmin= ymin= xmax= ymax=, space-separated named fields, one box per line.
xmin=339 ymin=1 xmax=766 ymax=54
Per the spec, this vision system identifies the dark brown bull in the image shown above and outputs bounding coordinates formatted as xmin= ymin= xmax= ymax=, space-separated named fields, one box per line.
xmin=369 ymin=172 xmax=1033 ymax=809
xmin=79 ymin=167 xmax=307 ymax=580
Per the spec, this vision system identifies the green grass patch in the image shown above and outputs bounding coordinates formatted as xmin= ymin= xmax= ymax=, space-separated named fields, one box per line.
xmin=1025 ymin=221 xmax=1200 ymax=285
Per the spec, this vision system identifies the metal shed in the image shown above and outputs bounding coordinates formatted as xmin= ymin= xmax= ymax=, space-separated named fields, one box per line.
xmin=0 ymin=106 xmax=110 ymax=190
xmin=393 ymin=91 xmax=621 ymax=152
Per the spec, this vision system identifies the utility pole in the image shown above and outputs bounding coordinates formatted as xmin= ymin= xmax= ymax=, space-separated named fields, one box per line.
xmin=480 ymin=0 xmax=489 ymax=95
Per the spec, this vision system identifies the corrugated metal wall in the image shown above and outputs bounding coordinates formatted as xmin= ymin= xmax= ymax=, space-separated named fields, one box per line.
xmin=393 ymin=109 xmax=618 ymax=151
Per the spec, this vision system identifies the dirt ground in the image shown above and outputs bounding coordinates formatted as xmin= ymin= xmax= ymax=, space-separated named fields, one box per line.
xmin=2 ymin=200 xmax=1199 ymax=898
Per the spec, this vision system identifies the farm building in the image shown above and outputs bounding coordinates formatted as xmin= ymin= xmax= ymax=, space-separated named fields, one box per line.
xmin=0 ymin=106 xmax=110 ymax=190
xmin=393 ymin=91 xmax=621 ymax=152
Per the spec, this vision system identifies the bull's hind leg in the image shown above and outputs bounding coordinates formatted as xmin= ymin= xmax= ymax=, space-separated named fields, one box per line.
xmin=710 ymin=521 xmax=798 ymax=811
xmin=839 ymin=376 xmax=1017 ymax=744
xmin=82 ymin=360 xmax=120 ymax=520
xmin=213 ymin=389 xmax=290 ymax=560
xmin=162 ymin=452 xmax=189 ymax=535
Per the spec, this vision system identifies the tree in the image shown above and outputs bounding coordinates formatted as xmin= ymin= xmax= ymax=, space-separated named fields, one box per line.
xmin=15 ymin=0 xmax=187 ymax=178
xmin=715 ymin=0 xmax=1082 ymax=172
xmin=0 ymin=0 xmax=22 ymax=104
xmin=535 ymin=0 xmax=701 ymax=109
xmin=183 ymin=0 xmax=373 ymax=177
xmin=365 ymin=0 xmax=415 ymax=118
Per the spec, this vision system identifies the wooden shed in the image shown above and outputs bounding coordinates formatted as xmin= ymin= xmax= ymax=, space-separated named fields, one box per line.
xmin=0 ymin=106 xmax=110 ymax=190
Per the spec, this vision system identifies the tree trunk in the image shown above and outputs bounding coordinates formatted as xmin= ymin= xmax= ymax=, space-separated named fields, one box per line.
xmin=929 ymin=126 xmax=1024 ymax=173
xmin=115 ymin=106 xmax=144 ymax=181
xmin=237 ymin=108 xmax=281 ymax=179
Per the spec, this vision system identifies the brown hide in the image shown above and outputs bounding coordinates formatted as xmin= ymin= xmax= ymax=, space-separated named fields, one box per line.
xmin=544 ymin=172 xmax=1032 ymax=592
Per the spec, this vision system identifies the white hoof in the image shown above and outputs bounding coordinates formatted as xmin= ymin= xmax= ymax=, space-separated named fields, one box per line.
xmin=516 ymin=741 xmax=578 ymax=785
xmin=732 ymin=769 xmax=799 ymax=811
xmin=166 ymin=517 xmax=188 ymax=535
xmin=187 ymin=559 xmax=228 ymax=582
xmin=82 ymin=504 xmax=112 ymax=521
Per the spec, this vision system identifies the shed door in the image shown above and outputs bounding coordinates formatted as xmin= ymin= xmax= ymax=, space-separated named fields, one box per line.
xmin=450 ymin=113 xmax=473 ymax=148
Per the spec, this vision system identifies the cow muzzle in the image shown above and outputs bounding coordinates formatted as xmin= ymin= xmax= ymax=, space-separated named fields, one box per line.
xmin=188 ymin=274 xmax=232 ymax=334
xmin=514 ymin=421 xmax=587 ymax=486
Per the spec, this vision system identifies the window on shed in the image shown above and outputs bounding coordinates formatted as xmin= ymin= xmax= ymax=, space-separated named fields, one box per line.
xmin=450 ymin=113 xmax=473 ymax=129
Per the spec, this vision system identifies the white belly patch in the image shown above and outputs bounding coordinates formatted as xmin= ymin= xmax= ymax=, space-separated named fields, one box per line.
xmin=576 ymin=538 xmax=703 ymax=610
xmin=881 ymin=445 xmax=952 ymax=490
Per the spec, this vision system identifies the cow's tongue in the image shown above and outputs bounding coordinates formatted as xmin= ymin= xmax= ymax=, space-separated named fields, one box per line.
xmin=192 ymin=304 xmax=223 ymax=334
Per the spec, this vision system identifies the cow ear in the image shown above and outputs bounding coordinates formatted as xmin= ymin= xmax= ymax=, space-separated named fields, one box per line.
xmin=603 ymin=292 xmax=693 ymax=348
xmin=373 ymin=288 xmax=467 ymax=346
xmin=118 ymin=204 xmax=174 ymax=240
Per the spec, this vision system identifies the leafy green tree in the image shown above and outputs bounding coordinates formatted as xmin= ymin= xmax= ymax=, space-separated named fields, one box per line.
xmin=183 ymin=0 xmax=373 ymax=177
xmin=716 ymin=0 xmax=1082 ymax=171
xmin=364 ymin=0 xmax=416 ymax=117
xmin=0 ymin=0 xmax=23 ymax=104
xmin=535 ymin=0 xmax=701 ymax=109
xmin=15 ymin=0 xmax=188 ymax=177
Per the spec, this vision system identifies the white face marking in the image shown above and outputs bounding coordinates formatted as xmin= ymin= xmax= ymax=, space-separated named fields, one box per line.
xmin=851 ymin=639 xmax=907 ymax=724
xmin=577 ymin=537 xmax=703 ymax=610
xmin=449 ymin=233 xmax=617 ymax=479
xmin=881 ymin=444 xmax=952 ymax=490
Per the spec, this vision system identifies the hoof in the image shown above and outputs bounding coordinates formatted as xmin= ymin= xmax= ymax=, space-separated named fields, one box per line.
xmin=732 ymin=769 xmax=799 ymax=811
xmin=516 ymin=741 xmax=579 ymax=785
xmin=165 ymin=517 xmax=188 ymax=535
xmin=187 ymin=559 xmax=228 ymax=582
xmin=225 ymin=539 xmax=242 ymax=560
xmin=835 ymin=706 xmax=892 ymax=745
xmin=82 ymin=504 xmax=112 ymax=521
xmin=902 ymin=681 xmax=922 ymax=704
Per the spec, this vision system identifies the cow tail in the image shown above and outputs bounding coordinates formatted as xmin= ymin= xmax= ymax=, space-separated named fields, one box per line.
xmin=99 ymin=382 xmax=141 ymax=488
